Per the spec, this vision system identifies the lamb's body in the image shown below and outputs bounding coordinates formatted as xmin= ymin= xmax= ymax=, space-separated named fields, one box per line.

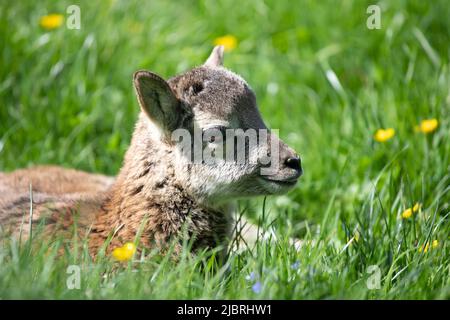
xmin=0 ymin=166 xmax=112 ymax=245
xmin=0 ymin=46 xmax=302 ymax=257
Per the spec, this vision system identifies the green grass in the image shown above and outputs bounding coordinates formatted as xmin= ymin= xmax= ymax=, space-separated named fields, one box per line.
xmin=0 ymin=0 xmax=449 ymax=299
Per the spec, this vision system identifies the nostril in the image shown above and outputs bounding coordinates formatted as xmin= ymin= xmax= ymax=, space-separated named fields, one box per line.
xmin=285 ymin=157 xmax=301 ymax=172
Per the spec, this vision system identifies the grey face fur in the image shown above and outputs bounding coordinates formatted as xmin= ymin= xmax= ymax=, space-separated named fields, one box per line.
xmin=133 ymin=46 xmax=302 ymax=205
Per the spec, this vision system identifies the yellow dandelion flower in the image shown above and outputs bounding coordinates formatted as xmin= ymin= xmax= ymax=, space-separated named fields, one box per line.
xmin=112 ymin=242 xmax=136 ymax=261
xmin=39 ymin=14 xmax=64 ymax=30
xmin=213 ymin=35 xmax=237 ymax=52
xmin=432 ymin=239 xmax=439 ymax=249
xmin=374 ymin=128 xmax=395 ymax=142
xmin=402 ymin=208 xmax=413 ymax=219
xmin=412 ymin=202 xmax=421 ymax=212
xmin=415 ymin=119 xmax=438 ymax=134
xmin=419 ymin=240 xmax=439 ymax=253
xmin=402 ymin=202 xmax=421 ymax=219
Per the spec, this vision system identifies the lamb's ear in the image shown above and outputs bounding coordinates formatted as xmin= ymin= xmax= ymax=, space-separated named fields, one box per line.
xmin=133 ymin=70 xmax=181 ymax=135
xmin=204 ymin=45 xmax=224 ymax=67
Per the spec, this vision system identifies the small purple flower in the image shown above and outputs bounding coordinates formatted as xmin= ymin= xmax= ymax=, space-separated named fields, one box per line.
xmin=252 ymin=281 xmax=262 ymax=294
xmin=245 ymin=272 xmax=256 ymax=281
xmin=291 ymin=261 xmax=300 ymax=270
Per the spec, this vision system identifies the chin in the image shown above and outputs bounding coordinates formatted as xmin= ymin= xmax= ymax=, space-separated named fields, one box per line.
xmin=205 ymin=176 xmax=299 ymax=201
xmin=257 ymin=177 xmax=298 ymax=195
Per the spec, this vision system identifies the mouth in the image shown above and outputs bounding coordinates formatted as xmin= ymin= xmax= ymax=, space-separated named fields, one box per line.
xmin=260 ymin=176 xmax=298 ymax=186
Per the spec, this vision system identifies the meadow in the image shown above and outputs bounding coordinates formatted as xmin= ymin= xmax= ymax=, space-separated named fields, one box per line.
xmin=0 ymin=0 xmax=449 ymax=299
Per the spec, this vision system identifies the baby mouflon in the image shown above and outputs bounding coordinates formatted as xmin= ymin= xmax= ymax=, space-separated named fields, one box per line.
xmin=0 ymin=46 xmax=302 ymax=257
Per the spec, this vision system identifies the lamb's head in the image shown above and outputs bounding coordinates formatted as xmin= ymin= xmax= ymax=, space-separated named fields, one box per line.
xmin=133 ymin=46 xmax=302 ymax=204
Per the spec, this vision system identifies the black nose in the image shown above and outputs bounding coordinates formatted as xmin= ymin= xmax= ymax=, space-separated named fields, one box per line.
xmin=285 ymin=156 xmax=302 ymax=173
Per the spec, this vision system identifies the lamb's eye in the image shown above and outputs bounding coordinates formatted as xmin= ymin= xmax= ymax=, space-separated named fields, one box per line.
xmin=191 ymin=82 xmax=204 ymax=96
xmin=203 ymin=126 xmax=227 ymax=143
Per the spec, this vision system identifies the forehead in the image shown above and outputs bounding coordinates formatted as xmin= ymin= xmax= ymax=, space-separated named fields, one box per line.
xmin=168 ymin=66 xmax=258 ymax=123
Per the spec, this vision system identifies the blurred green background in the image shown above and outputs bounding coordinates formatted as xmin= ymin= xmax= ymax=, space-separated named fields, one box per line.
xmin=0 ymin=0 xmax=449 ymax=299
